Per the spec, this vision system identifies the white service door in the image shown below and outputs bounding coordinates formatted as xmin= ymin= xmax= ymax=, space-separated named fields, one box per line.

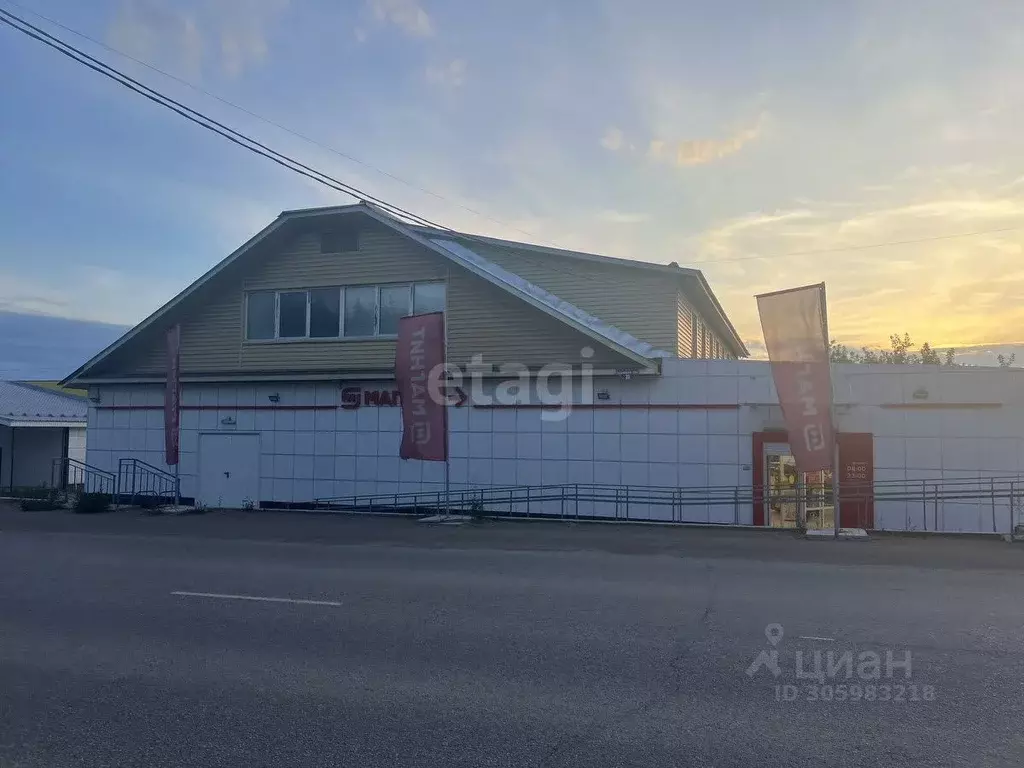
xmin=198 ymin=433 xmax=260 ymax=508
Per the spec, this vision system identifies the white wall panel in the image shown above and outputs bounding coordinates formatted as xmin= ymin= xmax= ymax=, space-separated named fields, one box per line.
xmin=516 ymin=433 xmax=542 ymax=460
xmin=621 ymin=433 xmax=649 ymax=462
xmin=678 ymin=435 xmax=709 ymax=464
xmin=566 ymin=433 xmax=593 ymax=461
xmin=648 ymin=434 xmax=677 ymax=464
xmin=542 ymin=460 xmax=568 ymax=485
xmin=566 ymin=460 xmax=594 ymax=484
xmin=541 ymin=433 xmax=567 ymax=460
xmin=89 ymin=366 xmax=1024 ymax=529
xmin=492 ymin=433 xmax=516 ymax=459
xmin=677 ymin=410 xmax=707 ymax=435
xmin=649 ymin=463 xmax=677 ymax=488
xmin=621 ymin=409 xmax=648 ymax=434
xmin=905 ymin=438 xmax=941 ymax=470
xmin=708 ymin=435 xmax=739 ymax=465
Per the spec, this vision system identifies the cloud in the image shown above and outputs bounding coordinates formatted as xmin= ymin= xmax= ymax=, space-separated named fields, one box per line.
xmin=644 ymin=117 xmax=764 ymax=168
xmin=368 ymin=0 xmax=433 ymax=37
xmin=672 ymin=122 xmax=762 ymax=166
xmin=603 ymin=118 xmax=763 ymax=166
xmin=600 ymin=127 xmax=625 ymax=151
xmin=692 ymin=173 xmax=1024 ymax=350
xmin=108 ymin=0 xmax=204 ymax=77
xmin=425 ymin=59 xmax=467 ymax=89
xmin=0 ymin=267 xmax=174 ymax=326
xmin=107 ymin=0 xmax=289 ymax=79
xmin=597 ymin=210 xmax=650 ymax=225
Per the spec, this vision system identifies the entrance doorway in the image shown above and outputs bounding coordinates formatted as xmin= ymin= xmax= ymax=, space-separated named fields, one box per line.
xmin=753 ymin=431 xmax=875 ymax=529
xmin=762 ymin=442 xmax=834 ymax=530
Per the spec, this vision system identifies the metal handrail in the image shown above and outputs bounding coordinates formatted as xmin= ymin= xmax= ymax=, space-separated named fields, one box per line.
xmin=51 ymin=457 xmax=116 ymax=497
xmin=117 ymin=458 xmax=179 ymax=504
xmin=314 ymin=474 xmax=1024 ymax=533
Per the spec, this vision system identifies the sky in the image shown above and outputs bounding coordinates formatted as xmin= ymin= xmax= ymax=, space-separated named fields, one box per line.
xmin=3 ymin=0 xmax=1024 ymax=367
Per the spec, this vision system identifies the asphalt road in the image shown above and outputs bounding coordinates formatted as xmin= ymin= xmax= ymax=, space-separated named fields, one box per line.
xmin=1 ymin=509 xmax=1023 ymax=767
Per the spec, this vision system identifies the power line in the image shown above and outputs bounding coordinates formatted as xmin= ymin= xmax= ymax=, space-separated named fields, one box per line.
xmin=690 ymin=226 xmax=1023 ymax=266
xmin=6 ymin=5 xmax=1017 ymax=293
xmin=0 ymin=5 xmax=641 ymax=293
xmin=1 ymin=0 xmax=545 ymax=243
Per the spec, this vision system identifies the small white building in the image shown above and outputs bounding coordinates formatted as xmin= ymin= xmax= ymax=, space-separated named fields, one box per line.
xmin=0 ymin=381 xmax=87 ymax=492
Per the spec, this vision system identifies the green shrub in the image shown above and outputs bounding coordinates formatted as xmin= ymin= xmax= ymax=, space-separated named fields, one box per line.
xmin=20 ymin=498 xmax=61 ymax=511
xmin=74 ymin=492 xmax=111 ymax=514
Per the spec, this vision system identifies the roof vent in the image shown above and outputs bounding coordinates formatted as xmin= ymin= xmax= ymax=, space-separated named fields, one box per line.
xmin=668 ymin=261 xmax=679 ymax=267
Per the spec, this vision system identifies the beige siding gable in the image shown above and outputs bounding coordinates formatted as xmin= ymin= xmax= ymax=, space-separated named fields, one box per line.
xmin=676 ymin=292 xmax=695 ymax=357
xmin=452 ymin=240 xmax=678 ymax=353
xmin=94 ymin=223 xmax=637 ymax=378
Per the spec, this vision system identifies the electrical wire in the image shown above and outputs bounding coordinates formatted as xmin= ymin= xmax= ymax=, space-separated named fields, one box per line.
xmin=1 ymin=0 xmax=546 ymax=243
xmin=0 ymin=5 xmax=653 ymax=294
xmin=5 ymin=4 xmax=1021 ymax=275
xmin=6 ymin=1 xmax=1017 ymax=356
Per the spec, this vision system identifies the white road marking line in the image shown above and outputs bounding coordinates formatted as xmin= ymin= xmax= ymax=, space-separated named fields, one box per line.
xmin=171 ymin=591 xmax=342 ymax=607
xmin=799 ymin=635 xmax=836 ymax=642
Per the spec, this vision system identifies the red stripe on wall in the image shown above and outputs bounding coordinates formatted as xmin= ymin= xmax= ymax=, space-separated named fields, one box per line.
xmin=879 ymin=403 xmax=1001 ymax=410
xmin=474 ymin=403 xmax=741 ymax=410
xmin=95 ymin=405 xmax=336 ymax=411
xmin=96 ymin=403 xmax=741 ymax=412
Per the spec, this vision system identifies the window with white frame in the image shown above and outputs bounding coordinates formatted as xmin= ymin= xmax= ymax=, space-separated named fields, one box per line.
xmin=245 ymin=282 xmax=446 ymax=341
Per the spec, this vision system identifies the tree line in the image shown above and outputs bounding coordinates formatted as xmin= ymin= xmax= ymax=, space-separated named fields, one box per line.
xmin=829 ymin=333 xmax=1015 ymax=368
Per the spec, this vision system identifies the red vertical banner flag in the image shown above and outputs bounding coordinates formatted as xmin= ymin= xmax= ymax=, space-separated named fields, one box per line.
xmin=395 ymin=312 xmax=448 ymax=461
xmin=756 ymin=283 xmax=835 ymax=473
xmin=164 ymin=324 xmax=181 ymax=466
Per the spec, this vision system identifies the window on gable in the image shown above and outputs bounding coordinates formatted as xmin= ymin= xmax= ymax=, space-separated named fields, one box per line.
xmin=344 ymin=286 xmax=376 ymax=337
xmin=246 ymin=292 xmax=276 ymax=340
xmin=278 ymin=291 xmax=308 ymax=338
xmin=379 ymin=285 xmax=411 ymax=335
xmin=245 ymin=281 xmax=445 ymax=341
xmin=309 ymin=288 xmax=341 ymax=337
xmin=414 ymin=282 xmax=445 ymax=315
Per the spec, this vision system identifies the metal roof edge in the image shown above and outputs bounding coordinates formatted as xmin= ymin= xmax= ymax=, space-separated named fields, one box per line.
xmin=0 ymin=417 xmax=88 ymax=428
xmin=407 ymin=225 xmax=700 ymax=277
xmin=361 ymin=204 xmax=659 ymax=369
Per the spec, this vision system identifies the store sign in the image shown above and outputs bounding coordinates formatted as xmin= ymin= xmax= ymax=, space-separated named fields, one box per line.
xmin=340 ymin=385 xmax=467 ymax=409
xmin=341 ymin=387 xmax=400 ymax=409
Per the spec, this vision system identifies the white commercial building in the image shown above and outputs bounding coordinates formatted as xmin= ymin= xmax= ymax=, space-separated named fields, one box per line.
xmin=66 ymin=204 xmax=1023 ymax=533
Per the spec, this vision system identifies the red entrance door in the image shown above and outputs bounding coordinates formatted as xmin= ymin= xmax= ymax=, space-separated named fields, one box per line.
xmin=752 ymin=431 xmax=874 ymax=529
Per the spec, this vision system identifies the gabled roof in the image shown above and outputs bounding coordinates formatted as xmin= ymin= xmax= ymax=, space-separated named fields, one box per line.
xmin=278 ymin=203 xmax=747 ymax=357
xmin=0 ymin=381 xmax=87 ymax=426
xmin=429 ymin=237 xmax=668 ymax=360
xmin=64 ymin=203 xmax=673 ymax=384
xmin=411 ymin=227 xmax=748 ymax=358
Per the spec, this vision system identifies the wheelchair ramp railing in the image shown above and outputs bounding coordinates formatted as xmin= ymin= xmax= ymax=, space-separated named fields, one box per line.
xmin=51 ymin=457 xmax=116 ymax=500
xmin=117 ymin=458 xmax=179 ymax=505
xmin=314 ymin=474 xmax=1024 ymax=533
